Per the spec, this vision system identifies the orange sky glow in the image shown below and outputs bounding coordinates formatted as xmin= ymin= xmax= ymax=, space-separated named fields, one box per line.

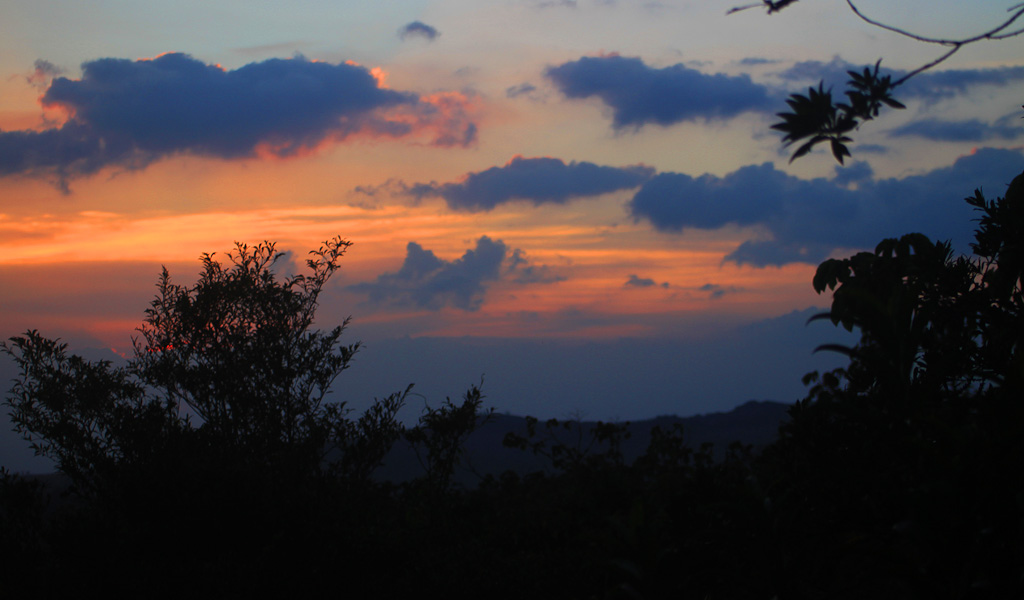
xmin=1 ymin=0 xmax=1021 ymax=440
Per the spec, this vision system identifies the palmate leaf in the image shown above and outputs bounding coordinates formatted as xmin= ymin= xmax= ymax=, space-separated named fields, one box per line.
xmin=882 ymin=97 xmax=906 ymax=109
xmin=772 ymin=60 xmax=906 ymax=163
xmin=812 ymin=343 xmax=856 ymax=357
xmin=790 ymin=135 xmax=827 ymax=162
xmin=830 ymin=137 xmax=852 ymax=164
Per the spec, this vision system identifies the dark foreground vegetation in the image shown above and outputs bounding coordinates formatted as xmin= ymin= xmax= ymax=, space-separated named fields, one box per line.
xmin=2 ymin=171 xmax=1022 ymax=598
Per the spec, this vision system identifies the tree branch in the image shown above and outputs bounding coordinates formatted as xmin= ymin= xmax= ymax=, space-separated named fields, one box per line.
xmin=844 ymin=1 xmax=1024 ymax=46
xmin=844 ymin=1 xmax=1024 ymax=85
xmin=731 ymin=0 xmax=1024 ymax=163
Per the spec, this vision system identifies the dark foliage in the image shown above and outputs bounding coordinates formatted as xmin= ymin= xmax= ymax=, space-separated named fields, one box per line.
xmin=772 ymin=62 xmax=905 ymax=164
xmin=764 ymin=170 xmax=1024 ymax=597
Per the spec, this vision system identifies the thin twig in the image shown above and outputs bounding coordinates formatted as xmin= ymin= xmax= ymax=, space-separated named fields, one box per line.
xmin=892 ymin=45 xmax=961 ymax=87
xmin=841 ymin=0 xmax=1024 ymax=86
xmin=845 ymin=0 xmax=1024 ymax=46
xmin=726 ymin=3 xmax=761 ymax=15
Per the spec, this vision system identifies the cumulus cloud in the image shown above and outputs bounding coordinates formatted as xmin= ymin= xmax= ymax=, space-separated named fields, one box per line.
xmin=0 ymin=53 xmax=476 ymax=188
xmin=387 ymin=155 xmax=654 ymax=211
xmin=778 ymin=57 xmax=1024 ymax=103
xmin=350 ymin=236 xmax=561 ymax=311
xmin=629 ymin=147 xmax=1024 ymax=266
xmin=398 ymin=21 xmax=440 ymax=41
xmin=545 ymin=54 xmax=774 ymax=129
xmin=630 ymin=163 xmax=792 ymax=230
xmin=887 ymin=117 xmax=1023 ymax=142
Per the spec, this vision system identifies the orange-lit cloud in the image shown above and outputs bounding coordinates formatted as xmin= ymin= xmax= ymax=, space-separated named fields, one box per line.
xmin=0 ymin=53 xmax=479 ymax=190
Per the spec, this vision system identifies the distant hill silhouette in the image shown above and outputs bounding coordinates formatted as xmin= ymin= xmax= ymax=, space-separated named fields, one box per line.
xmin=14 ymin=400 xmax=790 ymax=498
xmin=378 ymin=400 xmax=791 ymax=485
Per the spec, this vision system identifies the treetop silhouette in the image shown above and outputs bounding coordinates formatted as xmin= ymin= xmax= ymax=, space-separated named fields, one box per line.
xmin=2 ymin=237 xmax=421 ymax=492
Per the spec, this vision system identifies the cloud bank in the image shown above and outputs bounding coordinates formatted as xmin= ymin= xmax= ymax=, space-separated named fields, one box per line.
xmin=778 ymin=57 xmax=1024 ymax=103
xmin=0 ymin=53 xmax=476 ymax=188
xmin=887 ymin=117 xmax=1024 ymax=142
xmin=630 ymin=147 xmax=1024 ymax=266
xmin=386 ymin=155 xmax=654 ymax=211
xmin=545 ymin=54 xmax=774 ymax=129
xmin=350 ymin=236 xmax=561 ymax=311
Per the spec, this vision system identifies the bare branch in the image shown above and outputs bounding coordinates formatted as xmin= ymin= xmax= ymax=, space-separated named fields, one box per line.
xmin=845 ymin=0 xmax=1024 ymax=45
xmin=843 ymin=1 xmax=1024 ymax=85
xmin=892 ymin=46 xmax=961 ymax=87
xmin=729 ymin=0 xmax=1024 ymax=57
xmin=726 ymin=3 xmax=762 ymax=15
xmin=726 ymin=0 xmax=798 ymax=15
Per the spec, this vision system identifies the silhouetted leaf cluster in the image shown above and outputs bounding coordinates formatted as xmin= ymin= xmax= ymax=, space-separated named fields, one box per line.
xmin=772 ymin=61 xmax=904 ymax=163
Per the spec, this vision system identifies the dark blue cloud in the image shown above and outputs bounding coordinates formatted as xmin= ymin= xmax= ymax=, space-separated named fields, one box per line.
xmin=738 ymin=57 xmax=780 ymax=66
xmin=887 ymin=118 xmax=1023 ymax=142
xmin=901 ymin=66 xmax=1024 ymax=102
xmin=778 ymin=57 xmax=1024 ymax=103
xmin=507 ymin=248 xmax=566 ymax=284
xmin=852 ymin=143 xmax=891 ymax=155
xmin=831 ymin=160 xmax=874 ymax=187
xmin=545 ymin=54 xmax=774 ymax=129
xmin=398 ymin=21 xmax=440 ymax=41
xmin=625 ymin=274 xmax=668 ymax=289
xmin=505 ymin=83 xmax=537 ymax=98
xmin=629 ymin=163 xmax=796 ymax=230
xmin=398 ymin=155 xmax=654 ymax=211
xmin=698 ymin=283 xmax=739 ymax=299
xmin=42 ymin=53 xmax=411 ymax=157
xmin=625 ymin=274 xmax=657 ymax=287
xmin=0 ymin=53 xmax=475 ymax=188
xmin=350 ymin=236 xmax=560 ymax=311
xmin=0 ymin=121 xmax=121 ymax=190
xmin=630 ymin=147 xmax=1024 ymax=266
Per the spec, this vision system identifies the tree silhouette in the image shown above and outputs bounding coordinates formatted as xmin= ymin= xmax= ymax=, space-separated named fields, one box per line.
xmin=1 ymin=237 xmax=409 ymax=493
xmin=765 ymin=170 xmax=1024 ymax=596
xmin=131 ymin=238 xmax=361 ymax=473
xmin=809 ymin=170 xmax=1023 ymax=397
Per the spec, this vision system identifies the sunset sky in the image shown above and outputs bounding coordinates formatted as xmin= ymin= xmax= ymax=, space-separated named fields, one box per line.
xmin=2 ymin=0 xmax=1023 ymax=470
